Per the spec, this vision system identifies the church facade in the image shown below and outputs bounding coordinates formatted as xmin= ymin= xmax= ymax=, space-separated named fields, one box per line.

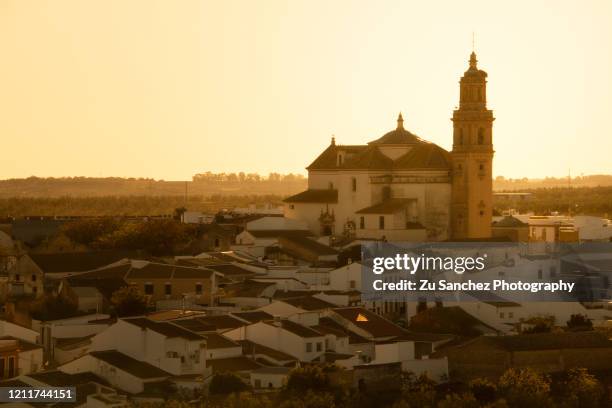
xmin=284 ymin=52 xmax=494 ymax=241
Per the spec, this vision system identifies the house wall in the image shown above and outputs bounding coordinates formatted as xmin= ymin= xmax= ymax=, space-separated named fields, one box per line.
xmin=0 ymin=320 xmax=39 ymax=343
xmin=59 ymin=354 xmax=158 ymax=394
xmin=250 ymin=372 xmax=288 ymax=389
xmin=225 ymin=322 xmax=325 ymax=362
xmin=7 ymin=255 xmax=44 ymax=297
xmin=126 ymin=276 xmax=214 ymax=305
xmin=207 ymin=346 xmax=242 ymax=360
xmin=18 ymin=348 xmax=43 ymax=376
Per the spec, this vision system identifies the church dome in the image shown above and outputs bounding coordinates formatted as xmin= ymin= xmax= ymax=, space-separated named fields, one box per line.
xmin=368 ymin=113 xmax=425 ymax=145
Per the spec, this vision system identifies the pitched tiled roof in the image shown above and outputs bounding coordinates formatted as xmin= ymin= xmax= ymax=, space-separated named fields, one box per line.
xmin=123 ymin=318 xmax=204 ymax=341
xmin=265 ymin=319 xmax=323 ymax=338
xmin=205 ymin=263 xmax=255 ymax=276
xmin=492 ymin=215 xmax=529 ymax=228
xmin=332 ymin=307 xmax=407 ymax=338
xmin=222 ymin=280 xmax=276 ymax=297
xmin=26 ymin=370 xmax=108 ymax=387
xmin=123 ymin=262 xmax=213 ymax=280
xmin=356 ymin=198 xmax=416 ymax=214
xmin=278 ymin=236 xmax=339 ymax=256
xmin=283 ymin=189 xmax=338 ymax=203
xmin=238 ymin=339 xmax=297 ymax=362
xmin=393 ymin=142 xmax=451 ymax=169
xmin=202 ymin=332 xmax=240 ymax=349
xmin=194 ymin=315 xmax=248 ymax=330
xmin=30 ymin=251 xmax=140 ymax=273
xmin=282 ymin=296 xmax=336 ymax=311
xmin=231 ymin=311 xmax=274 ymax=323
xmin=247 ymin=229 xmax=312 ymax=238
xmin=90 ymin=350 xmax=170 ymax=379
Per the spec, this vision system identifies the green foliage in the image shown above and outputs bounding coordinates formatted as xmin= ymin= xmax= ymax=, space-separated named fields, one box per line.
xmin=436 ymin=393 xmax=479 ymax=408
xmin=493 ymin=185 xmax=612 ymax=217
xmin=469 ymin=378 xmax=498 ymax=404
xmin=209 ymin=373 xmax=249 ymax=395
xmin=284 ymin=365 xmax=340 ymax=395
xmin=62 ymin=218 xmax=120 ymax=246
xmin=279 ymin=391 xmax=336 ymax=408
xmin=560 ymin=368 xmax=604 ymax=408
xmin=111 ymin=286 xmax=148 ymax=317
xmin=521 ymin=315 xmax=555 ymax=334
xmin=566 ymin=314 xmax=593 ymax=332
xmin=399 ymin=373 xmax=437 ymax=408
xmin=29 ymin=293 xmax=79 ymax=321
xmin=219 ymin=392 xmax=271 ymax=408
xmin=498 ymin=368 xmax=552 ymax=408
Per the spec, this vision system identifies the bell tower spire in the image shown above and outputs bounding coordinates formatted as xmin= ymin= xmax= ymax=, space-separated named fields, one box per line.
xmin=450 ymin=51 xmax=495 ymax=239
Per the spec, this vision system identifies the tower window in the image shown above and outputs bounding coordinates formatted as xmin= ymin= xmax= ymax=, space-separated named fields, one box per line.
xmin=328 ymin=182 xmax=334 ymax=189
xmin=379 ymin=216 xmax=385 ymax=230
xmin=479 ymin=164 xmax=484 ymax=170
xmin=351 ymin=177 xmax=357 ymax=192
xmin=360 ymin=216 xmax=365 ymax=229
xmin=478 ymin=128 xmax=484 ymax=144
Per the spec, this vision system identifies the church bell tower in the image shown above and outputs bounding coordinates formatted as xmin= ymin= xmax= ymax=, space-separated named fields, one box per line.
xmin=451 ymin=52 xmax=494 ymax=239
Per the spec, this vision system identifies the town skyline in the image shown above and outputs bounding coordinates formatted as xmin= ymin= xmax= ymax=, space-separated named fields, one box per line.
xmin=2 ymin=1 xmax=611 ymax=180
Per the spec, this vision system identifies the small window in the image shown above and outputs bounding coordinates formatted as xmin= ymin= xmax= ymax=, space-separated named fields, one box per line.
xmin=500 ymin=312 xmax=505 ymax=319
xmin=359 ymin=216 xmax=365 ymax=229
xmin=165 ymin=283 xmax=172 ymax=295
xmin=144 ymin=283 xmax=154 ymax=295
xmin=316 ymin=342 xmax=322 ymax=352
xmin=289 ymin=204 xmax=295 ymax=210
xmin=379 ymin=216 xmax=385 ymax=230
xmin=458 ymin=129 xmax=464 ymax=145
xmin=328 ymin=182 xmax=334 ymax=190
xmin=538 ymin=269 xmax=543 ymax=280
xmin=509 ymin=312 xmax=514 ymax=319
xmin=195 ymin=283 xmax=203 ymax=295
xmin=214 ymin=238 xmax=220 ymax=248
xmin=306 ymin=342 xmax=312 ymax=353
xmin=350 ymin=280 xmax=356 ymax=289
xmin=478 ymin=128 xmax=484 ymax=144
xmin=31 ymin=274 xmax=37 ymax=282
xmin=32 ymin=286 xmax=38 ymax=294
xmin=479 ymin=164 xmax=484 ymax=171
xmin=14 ymin=274 xmax=20 ymax=282
xmin=351 ymin=177 xmax=357 ymax=192
xmin=479 ymin=210 xmax=484 ymax=216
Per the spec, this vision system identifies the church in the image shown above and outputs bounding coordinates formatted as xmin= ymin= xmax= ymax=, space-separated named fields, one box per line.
xmin=284 ymin=52 xmax=494 ymax=241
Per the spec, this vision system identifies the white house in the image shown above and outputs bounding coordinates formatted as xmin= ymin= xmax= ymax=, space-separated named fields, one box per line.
xmin=224 ymin=318 xmax=327 ymax=362
xmin=89 ymin=318 xmax=208 ymax=377
xmin=59 ymin=350 xmax=171 ymax=394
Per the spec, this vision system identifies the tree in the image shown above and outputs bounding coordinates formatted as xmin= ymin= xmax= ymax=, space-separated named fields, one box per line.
xmin=209 ymin=373 xmax=249 ymax=395
xmin=469 ymin=378 xmax=498 ymax=404
xmin=29 ymin=294 xmax=78 ymax=321
xmin=62 ymin=218 xmax=120 ymax=246
xmin=566 ymin=314 xmax=593 ymax=332
xmin=521 ymin=315 xmax=555 ymax=334
xmin=279 ymin=391 xmax=336 ymax=408
xmin=436 ymin=393 xmax=479 ymax=408
xmin=498 ymin=368 xmax=552 ymax=408
xmin=220 ymin=392 xmax=271 ymax=408
xmin=561 ymin=368 xmax=604 ymax=408
xmin=111 ymin=286 xmax=147 ymax=317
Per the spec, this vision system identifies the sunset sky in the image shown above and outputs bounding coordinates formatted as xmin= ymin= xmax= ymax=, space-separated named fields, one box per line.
xmin=1 ymin=0 xmax=611 ymax=180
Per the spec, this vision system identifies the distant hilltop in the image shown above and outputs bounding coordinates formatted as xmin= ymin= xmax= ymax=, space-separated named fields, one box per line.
xmin=0 ymin=173 xmax=612 ymax=198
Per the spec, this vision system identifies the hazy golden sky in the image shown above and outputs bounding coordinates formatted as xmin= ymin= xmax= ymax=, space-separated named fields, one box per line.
xmin=1 ymin=0 xmax=611 ymax=180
